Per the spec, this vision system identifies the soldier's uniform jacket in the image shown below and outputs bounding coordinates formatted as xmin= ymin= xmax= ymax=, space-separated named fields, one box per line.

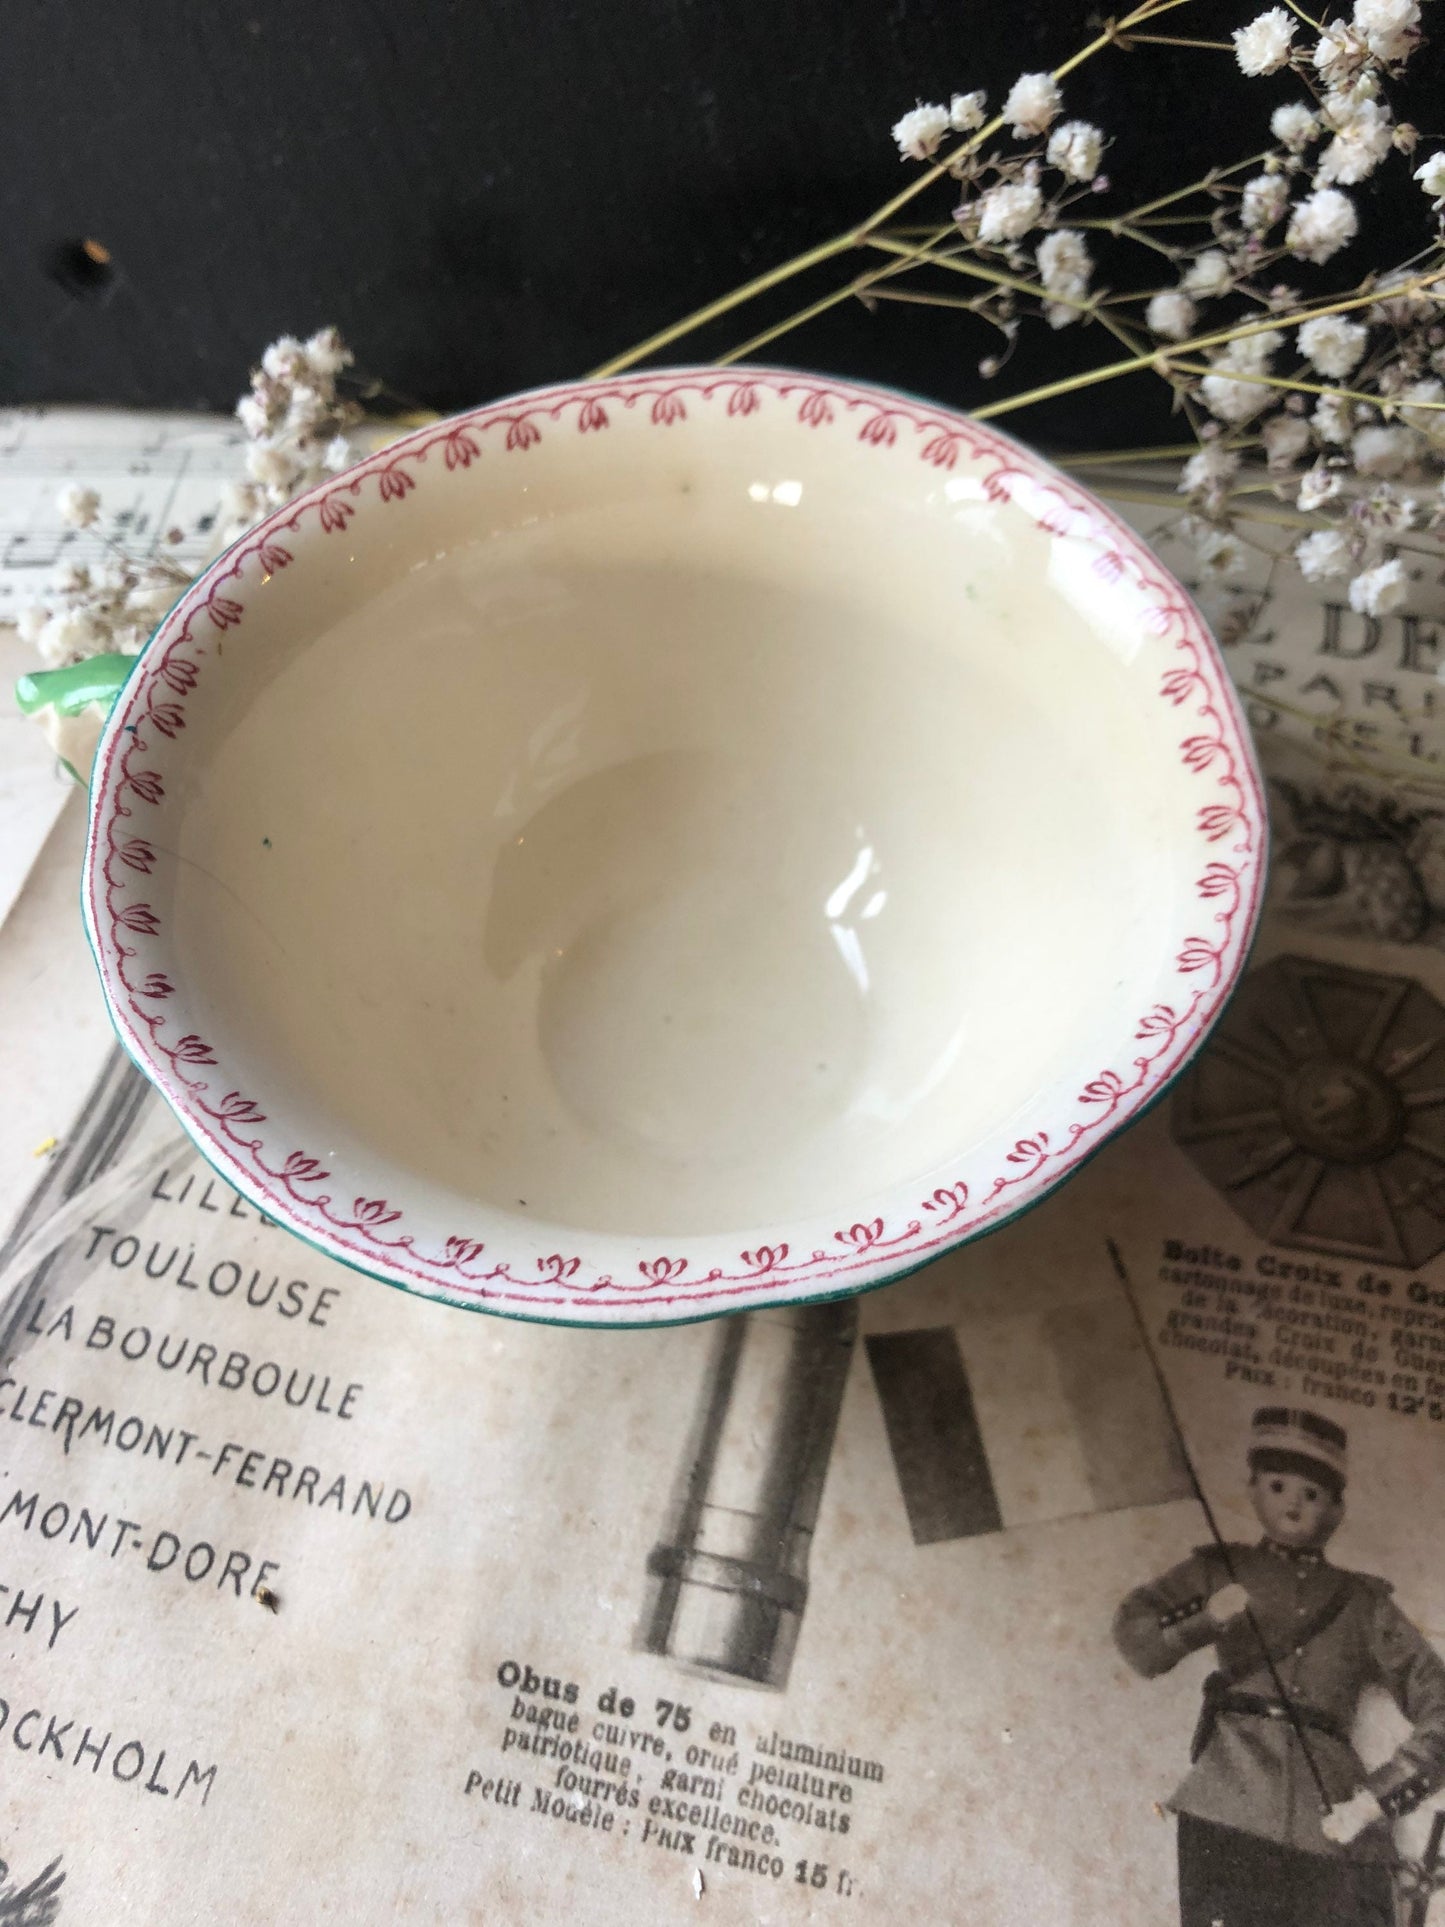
xmin=1114 ymin=1539 xmax=1445 ymax=1858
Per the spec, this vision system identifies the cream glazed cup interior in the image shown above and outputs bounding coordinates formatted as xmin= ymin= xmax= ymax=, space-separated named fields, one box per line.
xmin=84 ymin=368 xmax=1266 ymax=1325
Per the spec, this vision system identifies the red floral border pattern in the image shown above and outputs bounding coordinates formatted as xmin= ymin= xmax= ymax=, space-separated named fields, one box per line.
xmin=84 ymin=370 xmax=1265 ymax=1317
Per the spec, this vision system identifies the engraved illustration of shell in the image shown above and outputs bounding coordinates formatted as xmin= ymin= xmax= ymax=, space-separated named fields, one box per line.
xmin=1342 ymin=840 xmax=1429 ymax=943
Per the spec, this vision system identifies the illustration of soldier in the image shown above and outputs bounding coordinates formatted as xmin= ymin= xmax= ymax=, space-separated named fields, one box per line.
xmin=1113 ymin=1407 xmax=1445 ymax=1927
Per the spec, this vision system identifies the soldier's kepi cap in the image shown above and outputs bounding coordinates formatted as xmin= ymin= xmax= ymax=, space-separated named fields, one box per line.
xmin=1248 ymin=1407 xmax=1348 ymax=1497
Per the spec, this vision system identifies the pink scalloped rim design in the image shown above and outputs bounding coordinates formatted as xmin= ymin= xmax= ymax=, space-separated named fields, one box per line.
xmin=83 ymin=368 xmax=1266 ymax=1323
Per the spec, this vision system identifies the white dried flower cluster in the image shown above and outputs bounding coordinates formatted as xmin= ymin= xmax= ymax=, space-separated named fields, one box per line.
xmin=1401 ymin=377 xmax=1445 ymax=445
xmin=1002 ymin=73 xmax=1061 ymax=139
xmin=976 ymin=179 xmax=1043 ymax=243
xmin=232 ymin=327 xmax=360 ymax=518
xmin=56 ymin=484 xmax=101 ymax=530
xmin=892 ymin=103 xmax=953 ymax=161
xmin=1314 ymin=22 xmax=1369 ymax=86
xmin=1046 ymin=120 xmax=1104 ymax=183
xmin=1297 ymin=461 xmax=1344 ymax=511
xmin=1313 ymin=393 xmax=1356 ymax=444
xmin=1233 ymin=10 xmax=1296 ymax=77
xmin=1183 ymin=250 xmax=1234 ymax=298
xmin=950 ymin=91 xmax=986 ymax=133
xmin=899 ymin=15 xmax=1443 ymax=636
xmin=1201 ymin=329 xmax=1284 ymax=424
xmin=1348 ymin=554 xmax=1410 ymax=613
xmin=1179 ymin=444 xmax=1240 ymax=515
xmin=1317 ymin=90 xmax=1394 ymax=186
xmin=1286 ymin=186 xmax=1360 ymax=263
xmin=16 ymin=328 xmax=364 ymax=781
xmin=1188 ymin=0 xmax=1439 ymax=628
xmin=1417 ymin=153 xmax=1445 ymax=206
xmin=1271 ymin=103 xmax=1319 ymax=151
xmin=1353 ymin=0 xmax=1420 ymax=64
xmin=1177 ymin=512 xmax=1251 ymax=578
xmin=1262 ymin=412 xmax=1313 ymax=468
xmin=1147 ymin=290 xmax=1197 ymax=341
xmin=1295 ymin=527 xmax=1354 ymax=579
xmin=898 ymin=71 xmax=1094 ymax=284
xmin=1241 ymin=173 xmax=1289 ymax=233
xmin=1353 ymin=423 xmax=1415 ymax=474
xmin=1036 ymin=229 xmax=1092 ymax=327
xmin=1369 ymin=267 xmax=1437 ymax=325
xmin=1298 ymin=314 xmax=1368 ymax=378
xmin=16 ymin=498 xmax=189 ymax=669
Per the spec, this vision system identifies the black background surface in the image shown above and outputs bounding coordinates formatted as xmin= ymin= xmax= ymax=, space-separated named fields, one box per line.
xmin=1 ymin=1 xmax=1439 ymax=445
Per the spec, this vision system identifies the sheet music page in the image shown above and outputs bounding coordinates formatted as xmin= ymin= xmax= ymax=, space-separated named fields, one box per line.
xmin=0 ymin=407 xmax=245 ymax=616
xmin=1 ymin=462 xmax=1444 ymax=1925
xmin=0 ymin=407 xmax=247 ymax=935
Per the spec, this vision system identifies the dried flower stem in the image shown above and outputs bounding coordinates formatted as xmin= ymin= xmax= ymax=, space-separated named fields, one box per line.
xmin=1161 ymin=358 xmax=1445 ymax=411
xmin=590 ymin=0 xmax=1201 ymax=378
xmin=1118 ymin=33 xmax=1236 ymax=50
xmin=1089 ymin=153 xmax=1273 ymax=229
xmin=1075 ymin=485 xmax=1445 ymax=559
xmin=1061 ymin=444 xmax=1211 ymax=465
xmin=971 ymin=270 xmax=1445 ymax=422
xmin=717 ymin=227 xmax=954 ymax=365
xmin=863 ymin=235 xmax=1095 ymax=315
xmin=864 ymin=287 xmax=999 ymax=314
xmin=588 ymin=231 xmax=863 ymax=379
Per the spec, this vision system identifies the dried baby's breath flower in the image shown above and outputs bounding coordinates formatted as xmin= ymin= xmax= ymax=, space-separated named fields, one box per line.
xmin=949 ymin=91 xmax=987 ymax=133
xmin=1348 ymin=554 xmax=1409 ymax=613
xmin=892 ymin=103 xmax=952 ymax=160
xmin=1262 ymin=413 xmax=1313 ymax=467
xmin=1312 ymin=393 xmax=1356 ymax=444
xmin=1272 ymin=103 xmax=1320 ymax=150
xmin=1047 ymin=121 xmax=1104 ymax=183
xmin=1179 ymin=444 xmax=1240 ymax=514
xmin=1002 ymin=72 xmax=1061 ymax=138
xmin=1352 ymin=422 xmax=1415 ymax=474
xmin=1358 ymin=480 xmax=1419 ymax=530
xmin=1296 ymin=528 xmax=1356 ymax=579
xmin=1314 ymin=23 xmax=1369 ymax=87
xmin=38 ymin=608 xmax=103 ymax=665
xmin=1298 ymin=313 xmax=1369 ymax=378
xmin=1242 ymin=174 xmax=1290 ymax=232
xmin=1183 ymin=250 xmax=1234 ymax=297
xmin=1234 ymin=9 xmax=1296 ymax=76
xmin=1286 ymin=186 xmax=1359 ymax=262
xmin=1399 ymin=376 xmax=1445 ymax=445
xmin=56 ymin=484 xmax=101 ymax=531
xmin=303 ymin=326 xmax=350 ymax=379
xmin=1147 ymin=290 xmax=1197 ymax=340
xmin=1191 ymin=522 xmax=1251 ymax=577
xmin=1200 ymin=329 xmax=1284 ymax=423
xmin=261 ymin=335 xmax=307 ymax=382
xmin=1298 ymin=462 xmax=1344 ymax=511
xmin=1317 ymin=94 xmax=1394 ymax=185
xmin=1416 ymin=152 xmax=1445 ymax=205
xmin=977 ymin=179 xmax=1044 ymax=243
xmin=16 ymin=327 xmax=370 ymax=784
xmin=234 ymin=329 xmax=360 ymax=511
xmin=1368 ymin=268 xmax=1438 ymax=324
xmin=1037 ymin=229 xmax=1091 ymax=301
xmin=1353 ymin=0 xmax=1420 ymax=64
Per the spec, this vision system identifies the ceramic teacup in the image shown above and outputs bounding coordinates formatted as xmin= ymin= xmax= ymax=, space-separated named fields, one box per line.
xmin=84 ymin=369 xmax=1265 ymax=1324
